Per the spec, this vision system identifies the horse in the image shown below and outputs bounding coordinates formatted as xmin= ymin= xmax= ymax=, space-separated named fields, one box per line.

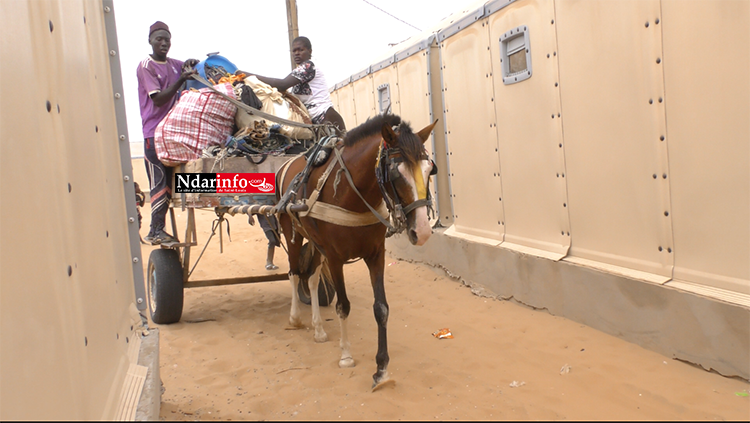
xmin=274 ymin=113 xmax=438 ymax=389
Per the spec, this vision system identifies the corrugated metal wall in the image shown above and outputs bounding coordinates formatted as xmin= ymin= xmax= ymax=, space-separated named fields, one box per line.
xmin=0 ymin=0 xmax=145 ymax=419
xmin=331 ymin=0 xmax=749 ymax=297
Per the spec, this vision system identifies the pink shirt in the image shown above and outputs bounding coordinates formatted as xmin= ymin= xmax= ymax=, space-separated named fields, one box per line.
xmin=137 ymin=56 xmax=184 ymax=139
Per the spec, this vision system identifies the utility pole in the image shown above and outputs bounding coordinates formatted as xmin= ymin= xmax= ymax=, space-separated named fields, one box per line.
xmin=286 ymin=0 xmax=299 ymax=70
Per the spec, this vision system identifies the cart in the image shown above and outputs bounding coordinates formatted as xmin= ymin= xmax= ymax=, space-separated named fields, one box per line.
xmin=145 ymin=154 xmax=337 ymax=325
xmin=144 ymin=73 xmax=341 ymax=324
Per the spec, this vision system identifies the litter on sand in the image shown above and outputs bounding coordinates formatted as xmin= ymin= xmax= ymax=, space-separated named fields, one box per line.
xmin=432 ymin=328 xmax=454 ymax=339
xmin=509 ymin=381 xmax=525 ymax=388
xmin=560 ymin=364 xmax=571 ymax=374
xmin=736 ymin=392 xmax=749 ymax=397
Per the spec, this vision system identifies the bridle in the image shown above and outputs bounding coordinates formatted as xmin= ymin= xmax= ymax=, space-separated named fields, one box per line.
xmin=375 ymin=134 xmax=438 ymax=237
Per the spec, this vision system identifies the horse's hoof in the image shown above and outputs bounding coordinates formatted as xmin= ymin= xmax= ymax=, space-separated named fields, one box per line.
xmin=314 ymin=331 xmax=328 ymax=343
xmin=339 ymin=357 xmax=355 ymax=368
xmin=372 ymin=376 xmax=395 ymax=392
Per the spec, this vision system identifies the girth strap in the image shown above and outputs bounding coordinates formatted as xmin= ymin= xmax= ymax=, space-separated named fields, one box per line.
xmin=306 ymin=201 xmax=389 ymax=227
xmin=299 ymin=151 xmax=340 ymax=218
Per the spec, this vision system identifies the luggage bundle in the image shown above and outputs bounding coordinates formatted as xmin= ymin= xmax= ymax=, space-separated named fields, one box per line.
xmin=154 ymin=54 xmax=314 ymax=166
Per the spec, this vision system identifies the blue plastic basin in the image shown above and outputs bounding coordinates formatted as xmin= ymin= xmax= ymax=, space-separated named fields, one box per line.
xmin=185 ymin=53 xmax=238 ymax=91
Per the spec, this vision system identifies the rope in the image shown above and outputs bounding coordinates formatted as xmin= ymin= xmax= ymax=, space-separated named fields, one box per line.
xmin=190 ymin=74 xmax=328 ymax=131
xmin=331 ymin=147 xmax=394 ymax=231
xmin=188 ymin=216 xmax=225 ymax=278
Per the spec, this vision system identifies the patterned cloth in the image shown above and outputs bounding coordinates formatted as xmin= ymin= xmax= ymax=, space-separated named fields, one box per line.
xmin=290 ymin=60 xmax=334 ymax=123
xmin=154 ymin=83 xmax=237 ymax=165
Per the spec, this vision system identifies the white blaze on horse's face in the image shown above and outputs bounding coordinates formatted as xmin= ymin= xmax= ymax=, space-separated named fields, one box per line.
xmin=398 ymin=159 xmax=433 ymax=246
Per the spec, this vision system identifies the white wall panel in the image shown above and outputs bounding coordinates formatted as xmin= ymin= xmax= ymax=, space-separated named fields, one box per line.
xmin=440 ymin=19 xmax=504 ymax=242
xmin=1 ymin=0 xmax=141 ymax=419
xmin=555 ymin=0 xmax=673 ymax=280
xmin=488 ymin=0 xmax=570 ymax=259
xmin=661 ymin=0 xmax=750 ymax=293
xmin=351 ymin=74 xmax=376 ymax=126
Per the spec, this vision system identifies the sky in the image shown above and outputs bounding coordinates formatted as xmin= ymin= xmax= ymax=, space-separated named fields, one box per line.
xmin=112 ymin=0 xmax=485 ymax=157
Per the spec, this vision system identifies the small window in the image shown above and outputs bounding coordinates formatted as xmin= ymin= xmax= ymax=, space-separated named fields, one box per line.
xmin=500 ymin=25 xmax=532 ymax=84
xmin=377 ymin=84 xmax=391 ymax=114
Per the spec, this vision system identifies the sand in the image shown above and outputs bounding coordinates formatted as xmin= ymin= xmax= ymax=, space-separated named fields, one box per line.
xmin=131 ymin=159 xmax=749 ymax=421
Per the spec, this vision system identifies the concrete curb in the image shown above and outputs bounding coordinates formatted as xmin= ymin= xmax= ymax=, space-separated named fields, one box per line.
xmin=135 ymin=328 xmax=161 ymax=421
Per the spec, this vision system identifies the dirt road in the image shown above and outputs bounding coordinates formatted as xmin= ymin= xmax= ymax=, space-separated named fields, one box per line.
xmin=135 ymin=205 xmax=748 ymax=421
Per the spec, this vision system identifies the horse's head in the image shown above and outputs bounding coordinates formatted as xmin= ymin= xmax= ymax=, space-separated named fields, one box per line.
xmin=379 ymin=119 xmax=439 ymax=246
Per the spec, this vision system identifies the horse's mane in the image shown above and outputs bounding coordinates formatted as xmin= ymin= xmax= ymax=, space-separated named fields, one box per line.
xmin=343 ymin=114 xmax=401 ymax=146
xmin=343 ymin=113 xmax=424 ymax=167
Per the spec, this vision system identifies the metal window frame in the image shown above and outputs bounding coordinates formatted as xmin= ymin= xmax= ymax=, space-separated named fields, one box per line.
xmin=500 ymin=25 xmax=533 ymax=85
xmin=377 ymin=83 xmax=391 ymax=114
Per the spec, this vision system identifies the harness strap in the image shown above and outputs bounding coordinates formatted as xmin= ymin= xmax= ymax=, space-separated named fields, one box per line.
xmin=402 ymin=197 xmax=432 ymax=215
xmin=331 ymin=147 xmax=395 ymax=230
xmin=299 ymin=151 xmax=340 ymax=218
xmin=307 ymin=201 xmax=389 ymax=227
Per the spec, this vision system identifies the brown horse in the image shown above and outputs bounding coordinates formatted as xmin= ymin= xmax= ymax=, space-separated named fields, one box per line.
xmin=275 ymin=113 xmax=438 ymax=389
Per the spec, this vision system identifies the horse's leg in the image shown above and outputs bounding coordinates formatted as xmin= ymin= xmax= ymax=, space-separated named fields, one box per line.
xmin=365 ymin=246 xmax=390 ymax=389
xmin=308 ymin=254 xmax=328 ymax=342
xmin=328 ymin=260 xmax=354 ymax=368
xmin=279 ymin=214 xmax=304 ymax=328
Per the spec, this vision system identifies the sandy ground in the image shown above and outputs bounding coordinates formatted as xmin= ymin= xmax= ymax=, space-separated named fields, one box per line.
xmin=131 ymin=159 xmax=749 ymax=421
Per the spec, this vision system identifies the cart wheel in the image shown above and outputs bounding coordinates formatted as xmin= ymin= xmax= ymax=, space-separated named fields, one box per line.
xmin=298 ymin=270 xmax=336 ymax=306
xmin=297 ymin=243 xmax=336 ymax=306
xmin=147 ymin=248 xmax=184 ymax=324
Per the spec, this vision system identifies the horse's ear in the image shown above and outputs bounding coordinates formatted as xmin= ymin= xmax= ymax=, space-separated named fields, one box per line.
xmin=416 ymin=119 xmax=439 ymax=144
xmin=381 ymin=123 xmax=398 ymax=147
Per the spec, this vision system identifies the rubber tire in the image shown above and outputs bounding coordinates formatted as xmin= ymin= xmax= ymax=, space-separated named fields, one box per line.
xmin=297 ymin=243 xmax=336 ymax=306
xmin=147 ymin=248 xmax=184 ymax=324
xmin=298 ymin=271 xmax=336 ymax=306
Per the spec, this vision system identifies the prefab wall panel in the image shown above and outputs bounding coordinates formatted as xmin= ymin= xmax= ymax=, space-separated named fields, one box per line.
xmin=371 ymin=60 xmax=400 ymax=116
xmin=394 ymin=52 xmax=432 ymax=132
xmin=554 ymin=0 xmax=674 ymax=280
xmin=347 ymin=39 xmax=454 ymax=227
xmin=392 ymin=46 xmax=445 ymax=225
xmin=335 ymin=82 xmax=357 ymax=132
xmin=351 ymin=72 xmax=376 ymax=126
xmin=1 ymin=0 xmax=145 ymax=419
xmin=332 ymin=0 xmax=749 ymax=298
xmin=487 ymin=0 xmax=570 ymax=259
xmin=328 ymin=88 xmax=340 ymax=117
xmin=439 ymin=17 xmax=505 ymax=242
xmin=659 ymin=0 xmax=750 ymax=294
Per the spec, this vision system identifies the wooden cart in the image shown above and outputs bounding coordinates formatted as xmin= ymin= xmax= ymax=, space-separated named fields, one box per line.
xmin=145 ymin=154 xmax=335 ymax=324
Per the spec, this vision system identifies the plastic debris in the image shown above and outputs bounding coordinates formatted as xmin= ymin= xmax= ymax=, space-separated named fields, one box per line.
xmin=560 ymin=364 xmax=571 ymax=374
xmin=388 ymin=261 xmax=398 ymax=266
xmin=736 ymin=392 xmax=749 ymax=397
xmin=509 ymin=381 xmax=525 ymax=388
xmin=432 ymin=328 xmax=454 ymax=339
